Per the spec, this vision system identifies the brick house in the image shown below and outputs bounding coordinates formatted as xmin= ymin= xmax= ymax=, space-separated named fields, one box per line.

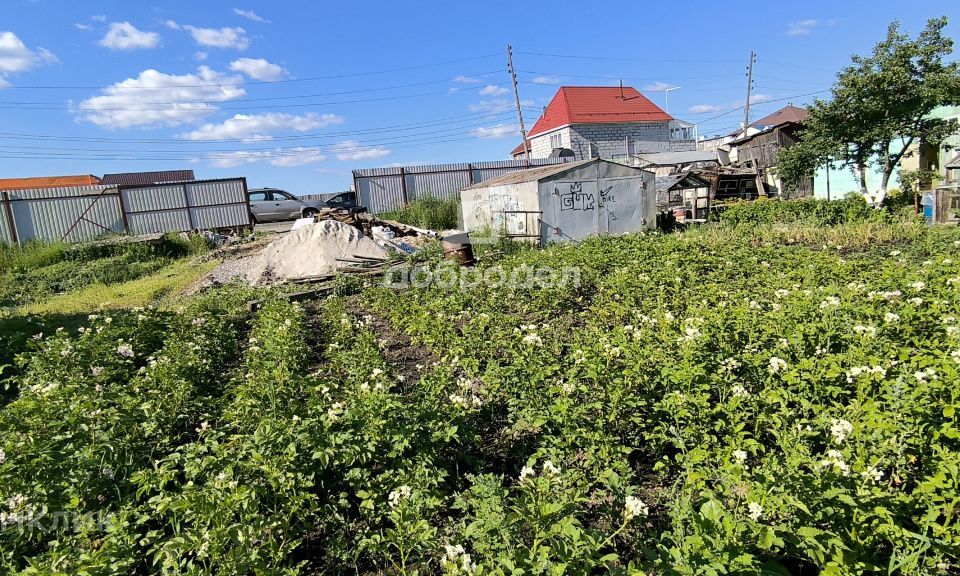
xmin=510 ymin=86 xmax=696 ymax=162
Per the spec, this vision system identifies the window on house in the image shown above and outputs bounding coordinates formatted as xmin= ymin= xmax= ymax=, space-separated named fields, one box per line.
xmin=550 ymin=132 xmax=562 ymax=149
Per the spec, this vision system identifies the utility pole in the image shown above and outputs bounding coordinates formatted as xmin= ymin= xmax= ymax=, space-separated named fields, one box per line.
xmin=507 ymin=44 xmax=530 ymax=166
xmin=742 ymin=50 xmax=756 ymax=137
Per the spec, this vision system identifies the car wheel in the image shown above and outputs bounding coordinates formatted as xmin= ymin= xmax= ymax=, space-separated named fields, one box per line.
xmin=302 ymin=208 xmax=319 ymax=218
xmin=249 ymin=212 xmax=259 ymax=225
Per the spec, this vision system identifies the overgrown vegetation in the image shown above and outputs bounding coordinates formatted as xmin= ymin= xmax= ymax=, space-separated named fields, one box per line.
xmin=715 ymin=195 xmax=883 ymax=227
xmin=380 ymin=196 xmax=461 ymax=230
xmin=2 ymin=216 xmax=959 ymax=573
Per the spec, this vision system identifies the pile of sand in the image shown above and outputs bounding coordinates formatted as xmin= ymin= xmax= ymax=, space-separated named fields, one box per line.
xmin=246 ymin=220 xmax=387 ymax=284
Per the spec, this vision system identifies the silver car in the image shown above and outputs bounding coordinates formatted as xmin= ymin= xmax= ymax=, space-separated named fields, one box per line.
xmin=248 ymin=188 xmax=324 ymax=224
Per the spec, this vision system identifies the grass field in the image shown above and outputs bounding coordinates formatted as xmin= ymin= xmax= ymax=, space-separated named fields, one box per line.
xmin=0 ymin=203 xmax=958 ymax=574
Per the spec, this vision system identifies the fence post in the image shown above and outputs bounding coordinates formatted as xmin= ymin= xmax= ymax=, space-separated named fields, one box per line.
xmin=399 ymin=167 xmax=409 ymax=206
xmin=1 ymin=191 xmax=18 ymax=246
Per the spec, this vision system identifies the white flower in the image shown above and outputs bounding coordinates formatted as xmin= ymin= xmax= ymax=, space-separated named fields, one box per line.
xmin=731 ymin=384 xmax=750 ymax=398
xmin=91 ymin=366 xmax=104 ymax=377
xmin=102 ymin=467 xmax=115 ymax=479
xmin=820 ymin=296 xmax=840 ymax=309
xmin=541 ymin=460 xmax=561 ymax=477
xmin=908 ymin=297 xmax=924 ymax=306
xmin=909 ymin=281 xmax=926 ymax=292
xmin=747 ymin=502 xmax=763 ymax=521
xmin=0 ymin=449 xmax=5 ymax=464
xmin=624 ymin=495 xmax=649 ymax=519
xmin=371 ymin=368 xmax=384 ymax=378
xmin=862 ymin=466 xmax=884 ymax=483
xmin=444 ymin=544 xmax=465 ymax=562
xmin=884 ymin=312 xmax=900 ymax=324
xmin=889 ymin=250 xmax=902 ymax=257
xmin=768 ymin=357 xmax=787 ymax=374
xmin=830 ymin=418 xmax=853 ymax=444
xmin=820 ymin=449 xmax=851 ymax=476
xmin=388 ymin=485 xmax=412 ymax=508
xmin=853 ymin=325 xmax=877 ymax=337
xmin=951 ymin=350 xmax=960 ymax=364
xmin=519 ymin=465 xmax=535 ymax=482
xmin=191 ymin=317 xmax=206 ymax=326
xmin=196 ymin=421 xmax=209 ymax=433
xmin=732 ymin=450 xmax=748 ymax=465
xmin=774 ymin=289 xmax=791 ymax=298
xmin=116 ymin=344 xmax=134 ymax=358
xmin=914 ymin=367 xmax=937 ymax=382
xmin=722 ymin=358 xmax=741 ymax=371
xmin=522 ymin=333 xmax=543 ymax=346
xmin=327 ymin=402 xmax=344 ymax=421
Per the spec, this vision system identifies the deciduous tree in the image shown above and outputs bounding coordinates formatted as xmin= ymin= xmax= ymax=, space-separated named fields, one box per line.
xmin=779 ymin=17 xmax=960 ymax=204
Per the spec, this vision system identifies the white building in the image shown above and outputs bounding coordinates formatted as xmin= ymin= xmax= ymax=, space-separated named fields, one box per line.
xmin=510 ymin=86 xmax=697 ymax=162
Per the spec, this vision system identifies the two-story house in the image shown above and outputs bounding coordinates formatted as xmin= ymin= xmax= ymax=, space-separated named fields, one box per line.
xmin=510 ymin=86 xmax=696 ymax=162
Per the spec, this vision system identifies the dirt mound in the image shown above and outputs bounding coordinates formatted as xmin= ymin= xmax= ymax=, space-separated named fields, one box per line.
xmin=246 ymin=220 xmax=387 ymax=284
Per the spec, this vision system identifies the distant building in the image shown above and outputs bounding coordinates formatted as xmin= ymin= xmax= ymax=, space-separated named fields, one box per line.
xmin=509 ymin=86 xmax=696 ymax=162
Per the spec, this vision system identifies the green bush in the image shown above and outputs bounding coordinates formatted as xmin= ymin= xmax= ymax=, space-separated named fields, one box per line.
xmin=380 ymin=196 xmax=460 ymax=230
xmin=717 ymin=196 xmax=880 ymax=227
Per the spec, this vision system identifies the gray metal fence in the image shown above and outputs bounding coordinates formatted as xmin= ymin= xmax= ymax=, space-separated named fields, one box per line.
xmin=353 ymin=159 xmax=571 ymax=214
xmin=0 ymin=178 xmax=250 ymax=245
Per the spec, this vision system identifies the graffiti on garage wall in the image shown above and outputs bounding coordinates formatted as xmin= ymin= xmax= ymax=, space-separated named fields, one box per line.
xmin=557 ymin=182 xmax=617 ymax=212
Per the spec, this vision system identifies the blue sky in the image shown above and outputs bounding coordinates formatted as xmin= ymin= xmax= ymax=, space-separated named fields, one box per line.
xmin=1 ymin=0 xmax=956 ymax=194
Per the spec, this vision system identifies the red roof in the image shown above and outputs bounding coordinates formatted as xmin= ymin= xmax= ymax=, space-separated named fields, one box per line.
xmin=510 ymin=140 xmax=531 ymax=157
xmin=751 ymin=105 xmax=808 ymax=128
xmin=527 ymin=86 xmax=672 ymax=138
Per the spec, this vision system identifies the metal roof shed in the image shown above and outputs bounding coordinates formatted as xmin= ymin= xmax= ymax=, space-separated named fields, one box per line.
xmin=461 ymin=158 xmax=655 ymax=244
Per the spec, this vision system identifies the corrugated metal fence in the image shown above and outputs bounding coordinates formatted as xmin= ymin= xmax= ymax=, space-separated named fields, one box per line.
xmin=353 ymin=159 xmax=571 ymax=214
xmin=0 ymin=178 xmax=250 ymax=245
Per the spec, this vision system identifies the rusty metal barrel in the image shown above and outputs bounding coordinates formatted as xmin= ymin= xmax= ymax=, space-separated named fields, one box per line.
xmin=442 ymin=231 xmax=475 ymax=266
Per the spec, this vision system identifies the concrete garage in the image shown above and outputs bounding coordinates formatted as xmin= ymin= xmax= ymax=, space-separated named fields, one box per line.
xmin=460 ymin=158 xmax=655 ymax=245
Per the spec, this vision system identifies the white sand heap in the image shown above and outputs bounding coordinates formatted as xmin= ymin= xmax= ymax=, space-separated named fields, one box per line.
xmin=247 ymin=220 xmax=387 ymax=284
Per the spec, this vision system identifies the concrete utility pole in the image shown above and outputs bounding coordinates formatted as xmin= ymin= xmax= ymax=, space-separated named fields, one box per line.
xmin=742 ymin=50 xmax=756 ymax=136
xmin=507 ymin=44 xmax=530 ymax=166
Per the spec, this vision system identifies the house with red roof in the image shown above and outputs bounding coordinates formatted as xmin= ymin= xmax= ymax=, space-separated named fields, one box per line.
xmin=510 ymin=86 xmax=696 ymax=161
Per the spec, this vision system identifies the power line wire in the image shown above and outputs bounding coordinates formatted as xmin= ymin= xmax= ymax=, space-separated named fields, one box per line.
xmin=2 ymin=53 xmax=504 ymax=90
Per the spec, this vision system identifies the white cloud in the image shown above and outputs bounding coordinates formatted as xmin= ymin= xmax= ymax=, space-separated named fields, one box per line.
xmin=91 ymin=15 xmax=107 ymax=23
xmin=233 ymin=8 xmax=270 ymax=23
xmin=195 ymin=51 xmax=208 ymax=61
xmin=787 ymin=19 xmax=818 ymax=36
xmin=75 ymin=23 xmax=93 ymax=31
xmin=688 ymin=93 xmax=776 ymax=114
xmin=164 ymin=20 xmax=181 ymax=30
xmin=532 ymin=76 xmax=561 ymax=85
xmin=452 ymin=75 xmax=481 ymax=84
xmin=479 ymin=84 xmax=509 ymax=96
xmin=208 ymin=146 xmax=326 ymax=168
xmin=271 ymin=147 xmax=326 ymax=166
xmin=471 ymin=124 xmax=517 ymax=139
xmin=330 ymin=140 xmax=390 ymax=161
xmin=468 ymin=98 xmax=531 ymax=113
xmin=0 ymin=32 xmax=57 ymax=85
xmin=75 ymin=66 xmax=246 ymax=128
xmin=98 ymin=22 xmax=161 ymax=51
xmin=183 ymin=25 xmax=249 ymax=50
xmin=0 ymin=76 xmax=10 ymax=89
xmin=643 ymin=81 xmax=679 ymax=92
xmin=180 ymin=112 xmax=344 ymax=141
xmin=688 ymin=104 xmax=725 ymax=114
xmin=229 ymin=57 xmax=287 ymax=81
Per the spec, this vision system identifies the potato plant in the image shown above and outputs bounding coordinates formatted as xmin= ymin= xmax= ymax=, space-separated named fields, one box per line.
xmin=0 ymin=216 xmax=958 ymax=574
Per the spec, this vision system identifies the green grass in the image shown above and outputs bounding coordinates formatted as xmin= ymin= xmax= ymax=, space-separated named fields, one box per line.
xmin=380 ymin=196 xmax=461 ymax=230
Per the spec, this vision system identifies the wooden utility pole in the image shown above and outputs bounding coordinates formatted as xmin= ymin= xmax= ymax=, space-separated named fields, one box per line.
xmin=742 ymin=50 xmax=756 ymax=136
xmin=507 ymin=44 xmax=530 ymax=166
